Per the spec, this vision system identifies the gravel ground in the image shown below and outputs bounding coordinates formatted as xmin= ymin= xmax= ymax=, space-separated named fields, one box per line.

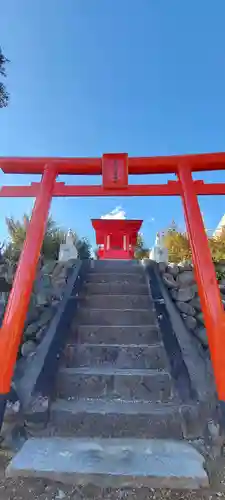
xmin=0 ymin=454 xmax=225 ymax=499
xmin=0 ymin=479 xmax=224 ymax=500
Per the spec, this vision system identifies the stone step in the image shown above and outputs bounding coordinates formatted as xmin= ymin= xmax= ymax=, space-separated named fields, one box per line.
xmin=63 ymin=343 xmax=167 ymax=370
xmin=83 ymin=282 xmax=149 ymax=295
xmin=79 ymin=294 xmax=151 ymax=310
xmin=57 ymin=367 xmax=172 ymax=401
xmin=74 ymin=325 xmax=161 ymax=345
xmin=89 ymin=261 xmax=143 ymax=273
xmin=85 ymin=273 xmax=147 ymax=285
xmin=6 ymin=437 xmax=209 ymax=489
xmin=76 ymin=308 xmax=156 ymax=326
xmin=50 ymin=398 xmax=183 ymax=439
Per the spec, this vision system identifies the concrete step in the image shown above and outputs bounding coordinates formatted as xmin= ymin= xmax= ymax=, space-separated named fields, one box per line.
xmin=76 ymin=308 xmax=157 ymax=326
xmin=6 ymin=437 xmax=209 ymax=489
xmin=85 ymin=273 xmax=147 ymax=285
xmin=74 ymin=325 xmax=161 ymax=345
xmin=83 ymin=282 xmax=149 ymax=295
xmin=50 ymin=398 xmax=183 ymax=439
xmin=57 ymin=366 xmax=172 ymax=401
xmin=79 ymin=294 xmax=151 ymax=310
xmin=63 ymin=343 xmax=167 ymax=370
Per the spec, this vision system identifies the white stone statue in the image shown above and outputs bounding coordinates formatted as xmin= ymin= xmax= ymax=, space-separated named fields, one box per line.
xmin=58 ymin=229 xmax=78 ymax=262
xmin=149 ymin=232 xmax=168 ymax=263
xmin=66 ymin=229 xmax=75 ymax=246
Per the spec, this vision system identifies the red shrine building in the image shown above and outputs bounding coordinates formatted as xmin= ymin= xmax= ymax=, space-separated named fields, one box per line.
xmin=92 ymin=218 xmax=143 ymax=260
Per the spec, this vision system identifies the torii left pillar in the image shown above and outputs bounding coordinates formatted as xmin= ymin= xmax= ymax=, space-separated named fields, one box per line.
xmin=0 ymin=165 xmax=56 ymax=426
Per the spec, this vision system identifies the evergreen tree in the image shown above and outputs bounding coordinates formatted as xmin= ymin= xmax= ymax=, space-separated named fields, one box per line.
xmin=4 ymin=214 xmax=91 ymax=262
xmin=0 ymin=47 xmax=9 ymax=108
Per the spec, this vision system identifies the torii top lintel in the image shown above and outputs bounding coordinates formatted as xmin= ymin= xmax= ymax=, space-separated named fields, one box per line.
xmin=1 ymin=151 xmax=225 ymax=175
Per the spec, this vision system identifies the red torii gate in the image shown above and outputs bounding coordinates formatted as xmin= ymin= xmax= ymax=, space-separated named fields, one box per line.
xmin=0 ymin=152 xmax=225 ymax=423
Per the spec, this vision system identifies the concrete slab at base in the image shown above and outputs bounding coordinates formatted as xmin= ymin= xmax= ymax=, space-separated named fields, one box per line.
xmin=6 ymin=437 xmax=209 ymax=489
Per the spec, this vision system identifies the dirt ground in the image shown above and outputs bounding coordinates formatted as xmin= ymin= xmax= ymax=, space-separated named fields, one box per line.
xmin=1 ymin=454 xmax=225 ymax=500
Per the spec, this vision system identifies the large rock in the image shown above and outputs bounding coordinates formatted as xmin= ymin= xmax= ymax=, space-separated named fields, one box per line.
xmin=191 ymin=283 xmax=199 ymax=294
xmin=52 ymin=277 xmax=67 ymax=288
xmin=25 ymin=303 xmax=40 ymax=327
xmin=34 ymin=274 xmax=51 ymax=293
xmin=158 ymin=262 xmax=167 ymax=273
xmin=179 ymin=262 xmax=193 ymax=271
xmin=35 ymin=273 xmax=53 ymax=306
xmin=52 ymin=281 xmax=67 ymax=299
xmin=176 ymin=270 xmax=195 ymax=287
xmin=24 ymin=394 xmax=49 ymax=428
xmin=162 ymin=273 xmax=178 ymax=289
xmin=37 ymin=308 xmax=55 ymax=328
xmin=182 ymin=314 xmax=197 ymax=331
xmin=193 ymin=326 xmax=208 ymax=347
xmin=52 ymin=263 xmax=68 ymax=281
xmin=219 ymin=284 xmax=225 ymax=294
xmin=215 ymin=261 xmax=225 ymax=273
xmin=171 ymin=286 xmax=195 ymax=302
xmin=35 ymin=326 xmax=47 ymax=343
xmin=0 ymin=263 xmax=10 ymax=278
xmin=0 ymin=302 xmax=5 ymax=326
xmin=215 ymin=259 xmax=225 ymax=266
xmin=197 ymin=312 xmax=205 ymax=325
xmin=189 ymin=296 xmax=202 ymax=312
xmin=36 ymin=291 xmax=52 ymax=307
xmin=0 ymin=301 xmax=5 ymax=317
xmin=41 ymin=261 xmax=57 ymax=275
xmin=176 ymin=301 xmax=196 ymax=316
xmin=7 ymin=265 xmax=15 ymax=284
xmin=167 ymin=264 xmax=180 ymax=277
xmin=0 ymin=277 xmax=12 ymax=293
xmin=24 ymin=322 xmax=40 ymax=339
xmin=21 ymin=340 xmax=36 ymax=357
xmin=171 ymin=289 xmax=177 ymax=301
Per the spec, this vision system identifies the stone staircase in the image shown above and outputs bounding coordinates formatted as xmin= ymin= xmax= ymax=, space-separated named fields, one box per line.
xmin=6 ymin=260 xmax=208 ymax=489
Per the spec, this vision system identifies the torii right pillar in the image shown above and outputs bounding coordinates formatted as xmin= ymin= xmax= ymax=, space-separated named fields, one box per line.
xmin=178 ymin=162 xmax=225 ymax=415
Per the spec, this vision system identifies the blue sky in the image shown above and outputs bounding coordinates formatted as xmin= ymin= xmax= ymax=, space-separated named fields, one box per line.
xmin=1 ymin=0 xmax=225 ymax=249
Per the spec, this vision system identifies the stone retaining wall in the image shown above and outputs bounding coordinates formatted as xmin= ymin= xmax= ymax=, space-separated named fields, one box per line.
xmin=0 ymin=259 xmax=78 ymax=360
xmin=159 ymin=261 xmax=225 ymax=350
